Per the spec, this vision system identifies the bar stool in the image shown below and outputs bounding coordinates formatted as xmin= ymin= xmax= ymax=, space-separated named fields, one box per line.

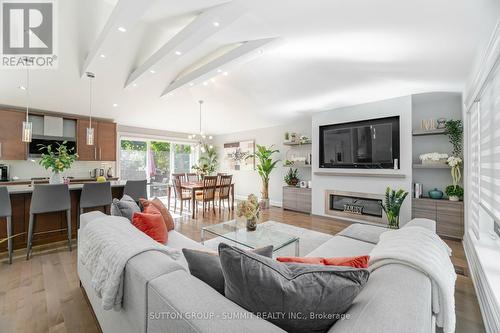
xmin=27 ymin=184 xmax=71 ymax=260
xmin=0 ymin=187 xmax=13 ymax=264
xmin=79 ymin=182 xmax=112 ymax=228
xmin=124 ymin=180 xmax=147 ymax=202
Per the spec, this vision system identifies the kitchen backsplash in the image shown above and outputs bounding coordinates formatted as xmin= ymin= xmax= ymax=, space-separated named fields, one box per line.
xmin=1 ymin=160 xmax=116 ymax=180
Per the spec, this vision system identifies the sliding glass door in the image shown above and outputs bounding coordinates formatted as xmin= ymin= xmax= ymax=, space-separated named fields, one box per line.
xmin=119 ymin=137 xmax=195 ymax=197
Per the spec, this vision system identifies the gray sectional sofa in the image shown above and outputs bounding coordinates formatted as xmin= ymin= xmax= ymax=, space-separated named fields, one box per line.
xmin=78 ymin=211 xmax=436 ymax=333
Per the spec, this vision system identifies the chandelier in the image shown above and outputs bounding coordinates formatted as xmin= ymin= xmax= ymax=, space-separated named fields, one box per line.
xmin=188 ymin=100 xmax=213 ymax=153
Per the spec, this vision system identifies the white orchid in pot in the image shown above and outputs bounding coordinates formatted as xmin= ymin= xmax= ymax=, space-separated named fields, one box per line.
xmin=446 ymin=156 xmax=463 ymax=201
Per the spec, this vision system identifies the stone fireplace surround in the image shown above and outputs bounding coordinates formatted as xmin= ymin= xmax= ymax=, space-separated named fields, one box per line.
xmin=324 ymin=190 xmax=388 ymax=225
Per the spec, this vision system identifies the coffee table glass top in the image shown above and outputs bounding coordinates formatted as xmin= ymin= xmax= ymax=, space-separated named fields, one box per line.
xmin=201 ymin=219 xmax=299 ymax=252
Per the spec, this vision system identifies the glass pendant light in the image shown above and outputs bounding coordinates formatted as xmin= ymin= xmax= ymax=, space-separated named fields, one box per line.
xmin=21 ymin=62 xmax=32 ymax=143
xmin=86 ymin=72 xmax=95 ymax=145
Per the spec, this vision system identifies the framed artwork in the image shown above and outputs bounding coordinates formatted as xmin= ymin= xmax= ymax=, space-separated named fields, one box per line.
xmin=224 ymin=140 xmax=255 ymax=171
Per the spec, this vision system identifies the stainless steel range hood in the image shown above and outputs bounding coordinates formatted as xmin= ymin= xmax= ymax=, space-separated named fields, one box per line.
xmin=28 ymin=115 xmax=77 ymax=157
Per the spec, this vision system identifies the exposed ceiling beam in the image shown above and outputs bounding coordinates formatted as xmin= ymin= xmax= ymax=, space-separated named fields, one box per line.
xmin=124 ymin=1 xmax=246 ymax=88
xmin=80 ymin=0 xmax=156 ymax=77
xmin=161 ymin=37 xmax=278 ymax=97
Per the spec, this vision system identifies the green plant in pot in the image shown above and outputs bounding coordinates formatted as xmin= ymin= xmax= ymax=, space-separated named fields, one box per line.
xmin=446 ymin=155 xmax=463 ymax=201
xmin=284 ymin=168 xmax=299 ymax=186
xmin=445 ymin=119 xmax=463 ymax=157
xmin=246 ymin=144 xmax=279 ymax=208
xmin=38 ymin=141 xmax=78 ymax=184
xmin=381 ymin=187 xmax=409 ymax=229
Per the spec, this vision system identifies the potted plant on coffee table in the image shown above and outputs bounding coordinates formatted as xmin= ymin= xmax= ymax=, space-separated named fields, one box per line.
xmin=236 ymin=194 xmax=261 ymax=231
xmin=381 ymin=187 xmax=409 ymax=229
xmin=38 ymin=141 xmax=78 ymax=184
xmin=246 ymin=144 xmax=279 ymax=208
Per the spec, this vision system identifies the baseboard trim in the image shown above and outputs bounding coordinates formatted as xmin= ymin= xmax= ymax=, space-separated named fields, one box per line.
xmin=233 ymin=194 xmax=282 ymax=208
xmin=463 ymin=231 xmax=500 ymax=333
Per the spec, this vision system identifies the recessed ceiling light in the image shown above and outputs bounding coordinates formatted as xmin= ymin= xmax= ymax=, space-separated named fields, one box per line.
xmin=175 ymin=51 xmax=182 ymax=56
xmin=217 ymin=69 xmax=222 ymax=73
xmin=118 ymin=26 xmax=127 ymax=32
xmin=150 ymin=70 xmax=156 ymax=74
xmin=213 ymin=22 xmax=220 ymax=27
xmin=112 ymin=103 xmax=118 ymax=107
xmin=210 ymin=78 xmax=216 ymax=83
xmin=100 ymin=54 xmax=106 ymax=58
xmin=132 ymin=83 xmax=137 ymax=87
xmin=223 ymin=72 xmax=228 ymax=76
xmin=189 ymin=82 xmax=195 ymax=87
xmin=203 ymin=81 xmax=208 ymax=86
xmin=18 ymin=85 xmax=26 ymax=90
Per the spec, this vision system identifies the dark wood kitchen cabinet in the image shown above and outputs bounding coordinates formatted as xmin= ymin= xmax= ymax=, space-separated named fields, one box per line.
xmin=76 ymin=119 xmax=116 ymax=161
xmin=0 ymin=109 xmax=27 ymax=160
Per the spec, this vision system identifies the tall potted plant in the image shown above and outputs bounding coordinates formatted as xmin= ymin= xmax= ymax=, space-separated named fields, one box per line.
xmin=445 ymin=120 xmax=464 ymax=201
xmin=381 ymin=187 xmax=409 ymax=229
xmin=38 ymin=141 xmax=78 ymax=184
xmin=247 ymin=144 xmax=279 ymax=208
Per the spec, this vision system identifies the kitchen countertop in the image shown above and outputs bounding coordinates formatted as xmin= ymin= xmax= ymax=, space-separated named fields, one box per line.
xmin=0 ymin=177 xmax=119 ymax=186
xmin=6 ymin=180 xmax=127 ymax=194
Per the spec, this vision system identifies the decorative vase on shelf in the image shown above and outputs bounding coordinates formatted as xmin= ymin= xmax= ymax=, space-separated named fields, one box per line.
xmin=449 ymin=196 xmax=459 ymax=202
xmin=49 ymin=172 xmax=63 ymax=184
xmin=246 ymin=218 xmax=257 ymax=231
xmin=428 ymin=188 xmax=443 ymax=199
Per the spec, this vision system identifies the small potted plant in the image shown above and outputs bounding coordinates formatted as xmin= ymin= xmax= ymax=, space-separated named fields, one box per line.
xmin=284 ymin=168 xmax=299 ymax=186
xmin=236 ymin=194 xmax=261 ymax=231
xmin=445 ymin=185 xmax=463 ymax=201
xmin=38 ymin=141 xmax=78 ymax=184
xmin=381 ymin=187 xmax=409 ymax=229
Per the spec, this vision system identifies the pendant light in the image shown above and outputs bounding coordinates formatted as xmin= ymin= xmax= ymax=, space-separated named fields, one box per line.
xmin=187 ymin=100 xmax=213 ymax=153
xmin=86 ymin=72 xmax=95 ymax=145
xmin=21 ymin=59 xmax=32 ymax=143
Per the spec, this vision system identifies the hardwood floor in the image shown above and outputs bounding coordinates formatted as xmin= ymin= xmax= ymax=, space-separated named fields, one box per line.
xmin=0 ymin=205 xmax=485 ymax=333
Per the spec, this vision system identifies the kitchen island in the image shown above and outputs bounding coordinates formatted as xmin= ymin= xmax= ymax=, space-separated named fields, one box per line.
xmin=0 ymin=181 xmax=125 ymax=254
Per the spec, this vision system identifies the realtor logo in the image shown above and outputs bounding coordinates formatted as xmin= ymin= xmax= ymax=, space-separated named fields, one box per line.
xmin=1 ymin=0 xmax=57 ymax=68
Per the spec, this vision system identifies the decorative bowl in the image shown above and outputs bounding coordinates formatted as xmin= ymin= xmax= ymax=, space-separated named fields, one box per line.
xmin=428 ymin=188 xmax=444 ymax=199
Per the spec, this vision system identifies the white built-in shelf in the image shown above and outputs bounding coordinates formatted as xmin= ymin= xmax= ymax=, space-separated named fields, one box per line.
xmin=283 ymin=163 xmax=311 ymax=168
xmin=412 ymin=128 xmax=447 ymax=136
xmin=314 ymin=171 xmax=406 ymax=178
xmin=283 ymin=141 xmax=312 ymax=146
xmin=413 ymin=163 xmax=450 ymax=169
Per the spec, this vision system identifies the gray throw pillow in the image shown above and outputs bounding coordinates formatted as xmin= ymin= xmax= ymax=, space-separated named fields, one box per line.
xmin=182 ymin=245 xmax=273 ymax=295
xmin=111 ymin=194 xmax=140 ymax=221
xmin=218 ymin=243 xmax=369 ymax=333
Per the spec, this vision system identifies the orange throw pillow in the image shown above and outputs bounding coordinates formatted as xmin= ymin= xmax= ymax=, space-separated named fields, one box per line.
xmin=132 ymin=212 xmax=167 ymax=244
xmin=322 ymin=255 xmax=370 ymax=268
xmin=140 ymin=198 xmax=175 ymax=231
xmin=276 ymin=255 xmax=370 ymax=269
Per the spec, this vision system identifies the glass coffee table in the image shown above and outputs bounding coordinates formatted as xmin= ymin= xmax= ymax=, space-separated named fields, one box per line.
xmin=201 ymin=220 xmax=300 ymax=256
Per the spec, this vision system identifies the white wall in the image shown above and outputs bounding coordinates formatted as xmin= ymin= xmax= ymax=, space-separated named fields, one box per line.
xmin=213 ymin=116 xmax=312 ymax=206
xmin=311 ymin=96 xmax=413 ymax=224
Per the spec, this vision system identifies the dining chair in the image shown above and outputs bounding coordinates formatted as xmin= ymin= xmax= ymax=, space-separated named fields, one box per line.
xmin=79 ymin=182 xmax=112 ymax=228
xmin=124 ymin=179 xmax=148 ymax=202
xmin=195 ymin=176 xmax=218 ymax=217
xmin=173 ymin=177 xmax=191 ymax=214
xmin=0 ymin=187 xmax=13 ymax=264
xmin=27 ymin=184 xmax=71 ymax=260
xmin=186 ymin=173 xmax=199 ymax=182
xmin=216 ymin=175 xmax=233 ymax=213
xmin=172 ymin=173 xmax=186 ymax=182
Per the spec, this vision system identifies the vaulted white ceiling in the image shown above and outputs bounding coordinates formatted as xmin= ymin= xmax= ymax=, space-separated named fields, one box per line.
xmin=0 ymin=0 xmax=499 ymax=135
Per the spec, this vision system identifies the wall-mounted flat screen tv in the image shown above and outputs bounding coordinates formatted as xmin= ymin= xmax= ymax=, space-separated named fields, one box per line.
xmin=319 ymin=116 xmax=400 ymax=169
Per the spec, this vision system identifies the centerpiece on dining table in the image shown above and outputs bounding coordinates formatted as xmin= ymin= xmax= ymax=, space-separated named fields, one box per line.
xmin=236 ymin=194 xmax=261 ymax=231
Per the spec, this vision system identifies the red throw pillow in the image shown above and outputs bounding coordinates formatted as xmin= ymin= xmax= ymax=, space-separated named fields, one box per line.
xmin=132 ymin=212 xmax=167 ymax=244
xmin=276 ymin=255 xmax=369 ymax=268
xmin=140 ymin=198 xmax=175 ymax=231
xmin=276 ymin=257 xmax=323 ymax=265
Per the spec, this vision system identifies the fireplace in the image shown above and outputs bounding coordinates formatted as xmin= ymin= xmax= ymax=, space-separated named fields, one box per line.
xmin=325 ymin=190 xmax=387 ymax=225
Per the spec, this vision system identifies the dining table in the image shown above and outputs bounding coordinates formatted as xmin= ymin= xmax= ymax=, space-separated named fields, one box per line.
xmin=167 ymin=181 xmax=235 ymax=218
